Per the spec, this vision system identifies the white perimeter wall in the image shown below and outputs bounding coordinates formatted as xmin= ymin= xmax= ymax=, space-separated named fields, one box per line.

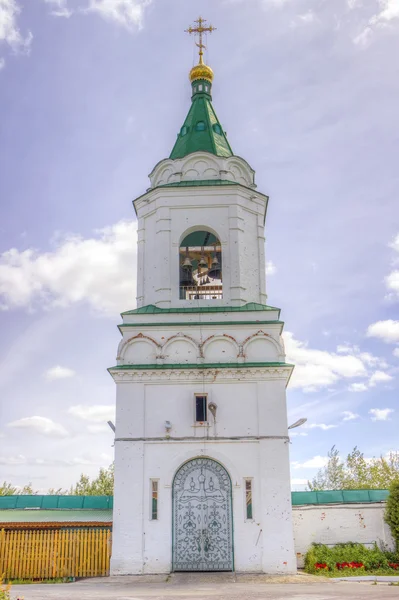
xmin=293 ymin=503 xmax=395 ymax=568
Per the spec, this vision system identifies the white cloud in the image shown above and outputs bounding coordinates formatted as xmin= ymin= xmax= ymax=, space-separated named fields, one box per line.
xmin=306 ymin=423 xmax=337 ymax=431
xmin=292 ymin=456 xmax=329 ymax=469
xmin=68 ymin=404 xmax=115 ymax=423
xmin=0 ymin=57 xmax=4 ymax=69
xmin=355 ymin=0 xmax=399 ymax=45
xmin=266 ymin=260 xmax=277 ymax=275
xmin=373 ymin=0 xmax=399 ymax=23
xmin=291 ymin=478 xmax=308 ymax=485
xmin=85 ymin=0 xmax=152 ymax=30
xmin=393 ymin=348 xmax=399 ymax=358
xmin=44 ymin=365 xmax=76 ymax=381
xmin=284 ymin=332 xmax=367 ymax=391
xmin=0 ymin=0 xmax=32 ymax=53
xmin=367 ymin=320 xmax=399 ymax=343
xmin=289 ymin=431 xmax=308 ymax=437
xmin=369 ymin=370 xmax=393 ymax=387
xmin=87 ymin=423 xmax=112 ymax=434
xmin=0 ymin=454 xmax=27 ymax=465
xmin=369 ymin=408 xmax=394 ymax=421
xmin=342 ymin=411 xmax=359 ymax=421
xmin=43 ymin=0 xmax=73 ymax=17
xmin=348 ymin=382 xmax=368 ymax=392
xmin=0 ymin=220 xmax=137 ymax=316
xmin=7 ymin=416 xmax=69 ymax=438
xmin=0 ymin=452 xmax=112 ymax=466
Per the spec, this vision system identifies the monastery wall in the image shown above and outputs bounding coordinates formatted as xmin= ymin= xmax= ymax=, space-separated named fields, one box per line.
xmin=292 ymin=503 xmax=395 ymax=568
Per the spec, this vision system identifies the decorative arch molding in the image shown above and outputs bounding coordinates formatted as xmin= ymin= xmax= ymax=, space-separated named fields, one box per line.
xmin=148 ymin=152 xmax=255 ymax=189
xmin=161 ymin=333 xmax=201 ymax=362
xmin=118 ymin=333 xmax=161 ymax=361
xmin=165 ymin=451 xmax=240 ymax=489
xmin=178 ymin=224 xmax=223 ymax=248
xmin=242 ymin=331 xmax=285 ymax=361
xmin=201 ymin=334 xmax=240 ymax=360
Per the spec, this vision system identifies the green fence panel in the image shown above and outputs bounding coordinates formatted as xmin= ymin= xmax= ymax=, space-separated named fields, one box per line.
xmin=342 ymin=490 xmax=372 ymax=503
xmin=82 ymin=496 xmax=111 ymax=509
xmin=315 ymin=491 xmax=344 ymax=504
xmin=41 ymin=496 xmax=61 ymax=509
xmin=15 ymin=496 xmax=43 ymax=509
xmin=291 ymin=492 xmax=318 ymax=505
xmin=0 ymin=497 xmax=18 ymax=509
xmin=57 ymin=496 xmax=85 ymax=509
xmin=368 ymin=490 xmax=389 ymax=502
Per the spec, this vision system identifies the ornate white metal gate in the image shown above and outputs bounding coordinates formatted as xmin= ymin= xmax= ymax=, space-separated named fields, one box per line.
xmin=172 ymin=457 xmax=233 ymax=571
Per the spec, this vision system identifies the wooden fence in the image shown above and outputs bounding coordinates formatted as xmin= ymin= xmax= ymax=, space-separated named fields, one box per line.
xmin=0 ymin=528 xmax=112 ymax=579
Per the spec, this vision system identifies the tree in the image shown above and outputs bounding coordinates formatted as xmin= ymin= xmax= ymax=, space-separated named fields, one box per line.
xmin=307 ymin=446 xmax=346 ymax=491
xmin=0 ymin=481 xmax=36 ymax=496
xmin=385 ymin=482 xmax=399 ymax=552
xmin=308 ymin=446 xmax=399 ymax=491
xmin=69 ymin=464 xmax=114 ymax=496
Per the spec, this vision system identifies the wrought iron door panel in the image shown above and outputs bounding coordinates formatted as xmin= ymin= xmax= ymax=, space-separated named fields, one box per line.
xmin=173 ymin=458 xmax=233 ymax=571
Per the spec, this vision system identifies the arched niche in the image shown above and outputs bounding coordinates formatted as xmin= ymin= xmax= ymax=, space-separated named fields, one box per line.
xmin=244 ymin=334 xmax=283 ymax=362
xmin=179 ymin=229 xmax=223 ymax=301
xmin=162 ymin=336 xmax=199 ymax=364
xmin=121 ymin=339 xmax=158 ymax=365
xmin=203 ymin=336 xmax=239 ymax=363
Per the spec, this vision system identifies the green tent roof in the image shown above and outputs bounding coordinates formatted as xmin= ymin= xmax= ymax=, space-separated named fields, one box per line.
xmin=170 ymin=81 xmax=233 ymax=160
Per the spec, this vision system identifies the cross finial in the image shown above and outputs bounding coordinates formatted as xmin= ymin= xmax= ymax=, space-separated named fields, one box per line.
xmin=185 ymin=17 xmax=217 ymax=65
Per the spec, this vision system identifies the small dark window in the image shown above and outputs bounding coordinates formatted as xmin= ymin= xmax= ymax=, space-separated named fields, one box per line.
xmin=151 ymin=480 xmax=158 ymax=520
xmin=213 ymin=123 xmax=222 ymax=135
xmin=181 ymin=125 xmax=188 ymax=136
xmin=195 ymin=121 xmax=206 ymax=132
xmin=245 ymin=479 xmax=253 ymax=520
xmin=195 ymin=395 xmax=207 ymax=422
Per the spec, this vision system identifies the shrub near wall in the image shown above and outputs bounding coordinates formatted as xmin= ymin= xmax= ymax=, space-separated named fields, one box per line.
xmin=305 ymin=542 xmax=399 ymax=575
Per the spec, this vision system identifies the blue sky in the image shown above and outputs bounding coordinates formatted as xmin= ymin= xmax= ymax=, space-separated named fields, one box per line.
xmin=0 ymin=0 xmax=398 ymax=492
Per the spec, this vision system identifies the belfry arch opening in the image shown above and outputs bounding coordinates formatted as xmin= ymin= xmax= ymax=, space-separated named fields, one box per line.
xmin=179 ymin=230 xmax=223 ymax=300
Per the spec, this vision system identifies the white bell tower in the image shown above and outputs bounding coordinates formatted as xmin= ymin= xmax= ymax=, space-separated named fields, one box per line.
xmin=110 ymin=18 xmax=296 ymax=575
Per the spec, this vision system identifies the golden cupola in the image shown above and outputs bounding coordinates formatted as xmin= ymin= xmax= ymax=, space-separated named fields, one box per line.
xmin=189 ymin=61 xmax=214 ymax=84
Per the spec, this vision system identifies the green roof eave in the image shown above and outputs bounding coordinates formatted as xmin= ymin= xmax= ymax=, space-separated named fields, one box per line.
xmin=109 ymin=362 xmax=292 ymax=372
xmin=117 ymin=320 xmax=284 ymax=333
xmin=121 ymin=302 xmax=281 ymax=317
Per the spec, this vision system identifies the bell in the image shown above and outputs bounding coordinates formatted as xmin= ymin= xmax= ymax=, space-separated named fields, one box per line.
xmin=199 ymin=248 xmax=207 ymax=268
xmin=208 ymin=254 xmax=221 ymax=280
xmin=180 ymin=265 xmax=194 ymax=286
xmin=182 ymin=256 xmax=192 ymax=268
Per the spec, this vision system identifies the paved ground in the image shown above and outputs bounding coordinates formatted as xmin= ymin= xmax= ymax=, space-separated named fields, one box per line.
xmin=11 ymin=574 xmax=399 ymax=600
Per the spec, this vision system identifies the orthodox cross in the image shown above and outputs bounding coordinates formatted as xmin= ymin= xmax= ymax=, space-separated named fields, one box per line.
xmin=185 ymin=17 xmax=217 ymax=65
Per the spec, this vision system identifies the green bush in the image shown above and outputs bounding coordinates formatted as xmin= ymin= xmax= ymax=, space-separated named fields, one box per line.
xmin=386 ymin=482 xmax=399 ymax=552
xmin=304 ymin=542 xmax=399 ymax=575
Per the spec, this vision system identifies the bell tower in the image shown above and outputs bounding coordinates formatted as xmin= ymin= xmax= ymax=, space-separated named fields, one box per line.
xmin=110 ymin=19 xmax=296 ymax=575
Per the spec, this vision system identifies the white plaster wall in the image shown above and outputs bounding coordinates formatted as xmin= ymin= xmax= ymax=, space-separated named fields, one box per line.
xmin=114 ymin=380 xmax=289 ymax=441
xmin=134 ymin=185 xmax=267 ymax=308
xmin=293 ymin=504 xmax=395 ymax=568
xmin=111 ymin=439 xmax=295 ymax=575
xmin=111 ymin=373 xmax=295 ymax=575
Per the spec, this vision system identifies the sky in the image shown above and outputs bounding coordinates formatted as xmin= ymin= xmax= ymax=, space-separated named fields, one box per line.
xmin=0 ymin=0 xmax=398 ymax=493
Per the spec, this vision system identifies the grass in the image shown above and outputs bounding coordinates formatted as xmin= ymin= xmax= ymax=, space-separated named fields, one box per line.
xmin=4 ymin=578 xmax=73 ymax=585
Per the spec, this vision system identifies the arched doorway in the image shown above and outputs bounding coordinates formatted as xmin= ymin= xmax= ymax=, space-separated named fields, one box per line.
xmin=172 ymin=457 xmax=234 ymax=572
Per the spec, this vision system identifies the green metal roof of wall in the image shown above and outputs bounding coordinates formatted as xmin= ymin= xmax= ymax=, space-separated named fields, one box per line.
xmin=0 ymin=490 xmax=389 ymax=511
